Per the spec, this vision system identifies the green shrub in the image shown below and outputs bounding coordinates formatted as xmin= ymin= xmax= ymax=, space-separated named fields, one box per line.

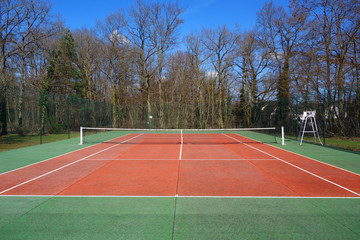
xmin=15 ymin=127 xmax=30 ymax=136
xmin=49 ymin=122 xmax=66 ymax=134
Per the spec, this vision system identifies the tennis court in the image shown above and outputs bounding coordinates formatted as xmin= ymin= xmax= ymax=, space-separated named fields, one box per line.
xmin=0 ymin=129 xmax=360 ymax=239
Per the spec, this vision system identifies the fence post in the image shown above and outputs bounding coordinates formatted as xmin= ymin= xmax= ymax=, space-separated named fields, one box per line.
xmin=83 ymin=98 xmax=86 ymax=128
xmin=259 ymin=102 xmax=262 ymax=128
xmin=323 ymin=90 xmax=326 ymax=145
xmin=134 ymin=104 xmax=137 ymax=129
xmin=103 ymin=102 xmax=107 ymax=127
xmin=39 ymin=90 xmax=43 ymax=144
xmin=67 ymin=94 xmax=70 ymax=139
xmin=200 ymin=103 xmax=203 ymax=129
xmin=296 ymin=95 xmax=299 ymax=140
xmin=95 ymin=101 xmax=98 ymax=128
xmin=253 ymin=104 xmax=257 ymax=128
xmin=154 ymin=113 xmax=156 ymax=129
xmin=268 ymin=103 xmax=271 ymax=127
xmin=146 ymin=112 xmax=149 ymax=129
xmin=228 ymin=97 xmax=231 ymax=128
xmin=164 ymin=103 xmax=167 ymax=129
xmin=110 ymin=103 xmax=113 ymax=128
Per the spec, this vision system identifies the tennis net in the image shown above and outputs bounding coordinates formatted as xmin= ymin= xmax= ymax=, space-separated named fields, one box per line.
xmin=79 ymin=127 xmax=280 ymax=145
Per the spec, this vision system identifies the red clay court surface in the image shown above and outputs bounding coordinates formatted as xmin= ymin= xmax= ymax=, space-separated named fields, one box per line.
xmin=0 ymin=133 xmax=359 ymax=198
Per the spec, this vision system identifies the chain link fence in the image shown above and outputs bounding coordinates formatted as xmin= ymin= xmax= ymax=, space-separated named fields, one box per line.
xmin=1 ymin=85 xmax=359 ymax=146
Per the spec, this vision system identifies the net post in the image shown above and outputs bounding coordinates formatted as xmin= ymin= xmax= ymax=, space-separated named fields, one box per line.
xmin=181 ymin=129 xmax=183 ymax=144
xmin=281 ymin=98 xmax=284 ymax=127
xmin=80 ymin=126 xmax=83 ymax=145
xmin=281 ymin=126 xmax=285 ymax=145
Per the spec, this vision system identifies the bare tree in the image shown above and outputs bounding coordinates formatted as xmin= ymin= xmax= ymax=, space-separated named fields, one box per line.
xmin=147 ymin=1 xmax=184 ymax=127
xmin=126 ymin=0 xmax=156 ymax=115
xmin=14 ymin=0 xmax=57 ymax=131
xmin=257 ymin=1 xmax=308 ymax=98
xmin=166 ymin=50 xmax=195 ymax=128
xmin=235 ymin=30 xmax=271 ymax=103
xmin=202 ymin=25 xmax=238 ymax=128
xmin=0 ymin=0 xmax=28 ymax=135
xmin=293 ymin=0 xmax=360 ymax=135
xmin=233 ymin=30 xmax=273 ymax=127
xmin=256 ymin=1 xmax=308 ymax=128
xmin=185 ymin=31 xmax=208 ymax=127
xmin=97 ymin=11 xmax=130 ymax=126
xmin=74 ymin=28 xmax=101 ymax=100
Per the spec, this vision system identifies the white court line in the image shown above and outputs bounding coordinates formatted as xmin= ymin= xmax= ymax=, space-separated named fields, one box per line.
xmin=179 ymin=131 xmax=183 ymax=160
xmin=179 ymin=145 xmax=183 ymax=160
xmin=223 ymin=134 xmax=360 ymax=197
xmin=84 ymin=158 xmax=180 ymax=161
xmin=236 ymin=133 xmax=360 ymax=176
xmin=0 ymin=134 xmax=137 ymax=176
xmin=177 ymin=195 xmax=360 ymax=199
xmin=0 ymin=134 xmax=144 ymax=195
xmin=178 ymin=143 xmax=183 ymax=160
xmin=1 ymin=195 xmax=359 ymax=199
xmin=83 ymin=158 xmax=277 ymax=161
xmin=182 ymin=158 xmax=277 ymax=161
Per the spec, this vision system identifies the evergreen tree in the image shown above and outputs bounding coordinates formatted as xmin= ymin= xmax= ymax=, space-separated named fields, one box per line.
xmin=57 ymin=28 xmax=82 ymax=96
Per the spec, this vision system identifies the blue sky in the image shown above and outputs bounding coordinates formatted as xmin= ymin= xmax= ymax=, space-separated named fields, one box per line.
xmin=50 ymin=0 xmax=290 ymax=34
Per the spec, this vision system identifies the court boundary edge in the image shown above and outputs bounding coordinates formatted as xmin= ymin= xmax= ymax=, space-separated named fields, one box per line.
xmin=234 ymin=133 xmax=360 ymax=176
xmin=224 ymin=134 xmax=360 ymax=197
xmin=0 ymin=134 xmax=144 ymax=195
xmin=0 ymin=133 xmax=136 ymax=176
xmin=0 ymin=195 xmax=359 ymax=199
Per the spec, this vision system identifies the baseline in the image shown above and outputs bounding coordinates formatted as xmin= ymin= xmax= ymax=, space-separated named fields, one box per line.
xmin=83 ymin=158 xmax=277 ymax=161
xmin=1 ymin=195 xmax=359 ymax=199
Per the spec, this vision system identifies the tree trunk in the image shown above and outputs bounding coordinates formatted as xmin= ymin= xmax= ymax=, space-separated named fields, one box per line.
xmin=218 ymin=75 xmax=224 ymax=128
xmin=1 ymin=53 xmax=8 ymax=135
xmin=336 ymin=60 xmax=346 ymax=135
xmin=354 ymin=41 xmax=360 ymax=135
xmin=146 ymin=75 xmax=152 ymax=117
xmin=18 ymin=54 xmax=26 ymax=131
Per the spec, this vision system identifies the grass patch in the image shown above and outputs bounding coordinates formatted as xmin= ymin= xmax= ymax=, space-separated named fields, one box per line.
xmin=324 ymin=137 xmax=360 ymax=152
xmin=286 ymin=135 xmax=360 ymax=152
xmin=0 ymin=132 xmax=80 ymax=152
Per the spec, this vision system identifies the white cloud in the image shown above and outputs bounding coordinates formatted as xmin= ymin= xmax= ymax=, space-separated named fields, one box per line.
xmin=109 ymin=29 xmax=130 ymax=45
xmin=206 ymin=70 xmax=218 ymax=79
